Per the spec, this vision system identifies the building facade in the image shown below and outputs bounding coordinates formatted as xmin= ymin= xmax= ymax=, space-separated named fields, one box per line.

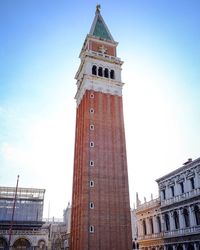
xmin=70 ymin=5 xmax=132 ymax=250
xmin=0 ymin=186 xmax=48 ymax=249
xmin=136 ymin=157 xmax=200 ymax=250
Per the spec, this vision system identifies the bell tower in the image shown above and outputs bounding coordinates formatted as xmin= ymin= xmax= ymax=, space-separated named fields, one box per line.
xmin=70 ymin=6 xmax=132 ymax=250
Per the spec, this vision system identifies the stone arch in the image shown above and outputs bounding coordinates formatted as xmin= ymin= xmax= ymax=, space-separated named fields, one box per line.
xmin=0 ymin=237 xmax=8 ymax=250
xmin=13 ymin=237 xmax=31 ymax=249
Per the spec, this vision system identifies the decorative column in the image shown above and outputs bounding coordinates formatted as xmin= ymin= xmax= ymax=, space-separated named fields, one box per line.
xmin=189 ymin=205 xmax=196 ymax=227
xmin=153 ymin=215 xmax=158 ymax=234
xmin=169 ymin=211 xmax=175 ymax=231
xmin=178 ymin=209 xmax=185 ymax=229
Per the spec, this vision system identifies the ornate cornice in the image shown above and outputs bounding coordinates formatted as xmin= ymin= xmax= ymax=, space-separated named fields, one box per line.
xmin=75 ymin=75 xmax=124 ymax=106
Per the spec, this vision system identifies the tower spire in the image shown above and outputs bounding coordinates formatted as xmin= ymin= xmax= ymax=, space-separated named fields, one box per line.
xmin=89 ymin=5 xmax=114 ymax=41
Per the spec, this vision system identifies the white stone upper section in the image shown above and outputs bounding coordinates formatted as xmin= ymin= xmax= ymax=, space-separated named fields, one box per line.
xmin=75 ymin=49 xmax=124 ymax=106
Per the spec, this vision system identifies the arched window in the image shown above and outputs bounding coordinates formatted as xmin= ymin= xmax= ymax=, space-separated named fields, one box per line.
xmin=174 ymin=211 xmax=180 ymax=229
xmin=13 ymin=238 xmax=31 ymax=249
xmin=194 ymin=205 xmax=200 ymax=225
xmin=165 ymin=213 xmax=170 ymax=231
xmin=98 ymin=67 xmax=103 ymax=77
xmin=92 ymin=65 xmax=97 ymax=75
xmin=143 ymin=220 xmax=147 ymax=235
xmin=157 ymin=216 xmax=162 ymax=233
xmin=149 ymin=217 xmax=154 ymax=234
xmin=104 ymin=68 xmax=109 ymax=78
xmin=183 ymin=208 xmax=190 ymax=227
xmin=110 ymin=69 xmax=115 ymax=79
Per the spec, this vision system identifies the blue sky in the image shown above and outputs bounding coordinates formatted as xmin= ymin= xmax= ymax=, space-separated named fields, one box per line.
xmin=0 ymin=0 xmax=200 ymax=218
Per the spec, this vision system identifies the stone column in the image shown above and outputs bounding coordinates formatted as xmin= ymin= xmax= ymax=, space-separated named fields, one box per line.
xmin=153 ymin=216 xmax=158 ymax=234
xmin=169 ymin=211 xmax=175 ymax=231
xmin=189 ymin=205 xmax=196 ymax=227
xmin=178 ymin=208 xmax=185 ymax=229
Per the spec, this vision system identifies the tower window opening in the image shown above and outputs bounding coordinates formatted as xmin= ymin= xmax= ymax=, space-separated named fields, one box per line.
xmin=90 ymin=124 xmax=94 ymax=130
xmin=104 ymin=68 xmax=109 ymax=78
xmin=90 ymin=141 xmax=94 ymax=147
xmin=89 ymin=202 xmax=94 ymax=209
xmin=90 ymin=181 xmax=94 ymax=187
xmin=110 ymin=69 xmax=115 ymax=79
xmin=98 ymin=67 xmax=103 ymax=77
xmin=90 ymin=108 xmax=94 ymax=114
xmin=90 ymin=93 xmax=94 ymax=98
xmin=92 ymin=65 xmax=97 ymax=75
xmin=89 ymin=225 xmax=94 ymax=233
xmin=90 ymin=160 xmax=94 ymax=166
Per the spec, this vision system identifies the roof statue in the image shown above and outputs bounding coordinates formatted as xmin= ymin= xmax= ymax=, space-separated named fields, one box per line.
xmin=96 ymin=4 xmax=101 ymax=13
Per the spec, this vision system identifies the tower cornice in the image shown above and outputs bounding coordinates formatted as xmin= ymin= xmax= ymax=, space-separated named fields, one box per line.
xmin=75 ymin=75 xmax=124 ymax=106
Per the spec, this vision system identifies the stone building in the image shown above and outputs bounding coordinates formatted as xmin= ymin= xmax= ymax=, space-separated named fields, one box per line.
xmin=136 ymin=157 xmax=200 ymax=250
xmin=70 ymin=5 xmax=132 ymax=250
xmin=0 ymin=186 xmax=48 ymax=249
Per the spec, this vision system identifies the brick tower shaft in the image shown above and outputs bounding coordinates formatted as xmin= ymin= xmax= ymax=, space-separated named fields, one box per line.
xmin=70 ymin=6 xmax=132 ymax=250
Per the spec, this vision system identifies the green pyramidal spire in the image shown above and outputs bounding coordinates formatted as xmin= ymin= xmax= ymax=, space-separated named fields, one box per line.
xmin=89 ymin=5 xmax=114 ymax=42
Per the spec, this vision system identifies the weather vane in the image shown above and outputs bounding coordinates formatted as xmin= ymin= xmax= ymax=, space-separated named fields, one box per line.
xmin=96 ymin=4 xmax=101 ymax=13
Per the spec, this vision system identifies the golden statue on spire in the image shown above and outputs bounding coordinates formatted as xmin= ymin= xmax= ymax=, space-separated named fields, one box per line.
xmin=96 ymin=4 xmax=101 ymax=13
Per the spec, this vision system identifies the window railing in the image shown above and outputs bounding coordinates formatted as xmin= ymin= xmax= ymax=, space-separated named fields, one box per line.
xmin=164 ymin=225 xmax=200 ymax=237
xmin=161 ymin=187 xmax=200 ymax=206
xmin=84 ymin=50 xmax=121 ymax=63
